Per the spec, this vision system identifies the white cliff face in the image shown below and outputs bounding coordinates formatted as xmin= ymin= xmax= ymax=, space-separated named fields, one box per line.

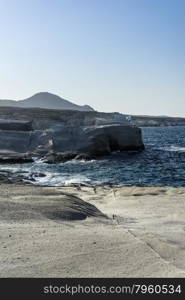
xmin=0 ymin=107 xmax=144 ymax=162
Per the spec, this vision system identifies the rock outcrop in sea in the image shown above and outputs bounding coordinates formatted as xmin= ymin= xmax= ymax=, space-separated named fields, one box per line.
xmin=0 ymin=107 xmax=144 ymax=163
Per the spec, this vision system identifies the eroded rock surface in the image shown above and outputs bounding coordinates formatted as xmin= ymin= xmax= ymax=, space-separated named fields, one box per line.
xmin=0 ymin=107 xmax=144 ymax=162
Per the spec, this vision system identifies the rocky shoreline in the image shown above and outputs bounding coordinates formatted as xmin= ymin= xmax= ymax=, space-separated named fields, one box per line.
xmin=0 ymin=169 xmax=47 ymax=185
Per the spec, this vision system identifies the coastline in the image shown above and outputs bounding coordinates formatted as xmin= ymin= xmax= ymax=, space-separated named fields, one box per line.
xmin=0 ymin=184 xmax=185 ymax=277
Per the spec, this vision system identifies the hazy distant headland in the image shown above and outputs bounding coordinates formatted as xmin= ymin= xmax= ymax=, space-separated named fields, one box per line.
xmin=132 ymin=115 xmax=185 ymax=127
xmin=0 ymin=92 xmax=94 ymax=112
xmin=0 ymin=92 xmax=184 ymax=127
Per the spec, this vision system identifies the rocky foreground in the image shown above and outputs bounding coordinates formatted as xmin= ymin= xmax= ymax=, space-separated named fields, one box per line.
xmin=0 ymin=107 xmax=144 ymax=163
xmin=0 ymin=184 xmax=185 ymax=277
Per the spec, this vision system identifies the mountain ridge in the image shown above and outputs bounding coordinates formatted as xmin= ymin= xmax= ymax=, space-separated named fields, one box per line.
xmin=0 ymin=92 xmax=94 ymax=111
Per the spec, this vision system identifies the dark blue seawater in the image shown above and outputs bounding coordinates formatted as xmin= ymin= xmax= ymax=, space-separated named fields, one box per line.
xmin=1 ymin=126 xmax=185 ymax=187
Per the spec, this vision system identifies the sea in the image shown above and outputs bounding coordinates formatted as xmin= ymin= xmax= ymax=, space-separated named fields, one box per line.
xmin=1 ymin=126 xmax=185 ymax=187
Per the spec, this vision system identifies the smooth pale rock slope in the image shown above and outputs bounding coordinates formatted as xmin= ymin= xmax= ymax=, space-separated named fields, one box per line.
xmin=0 ymin=107 xmax=144 ymax=162
xmin=0 ymin=185 xmax=185 ymax=277
xmin=0 ymin=185 xmax=107 ymax=222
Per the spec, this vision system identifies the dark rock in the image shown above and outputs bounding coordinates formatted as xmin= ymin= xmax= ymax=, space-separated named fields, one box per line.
xmin=27 ymin=172 xmax=46 ymax=181
xmin=75 ymin=153 xmax=94 ymax=160
xmin=0 ymin=156 xmax=34 ymax=164
xmin=0 ymin=173 xmax=24 ymax=184
xmin=43 ymin=152 xmax=76 ymax=164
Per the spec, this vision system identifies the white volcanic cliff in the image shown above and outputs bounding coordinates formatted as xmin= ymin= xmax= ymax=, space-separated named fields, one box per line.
xmin=0 ymin=107 xmax=144 ymax=162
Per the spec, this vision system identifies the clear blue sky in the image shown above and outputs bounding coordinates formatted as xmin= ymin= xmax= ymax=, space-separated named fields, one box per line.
xmin=0 ymin=0 xmax=184 ymax=116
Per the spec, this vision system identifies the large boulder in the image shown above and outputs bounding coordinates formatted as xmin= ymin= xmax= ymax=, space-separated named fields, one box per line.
xmin=28 ymin=125 xmax=144 ymax=158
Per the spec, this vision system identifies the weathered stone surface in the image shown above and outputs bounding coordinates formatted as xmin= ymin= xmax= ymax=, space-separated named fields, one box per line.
xmin=0 ymin=119 xmax=32 ymax=131
xmin=29 ymin=125 xmax=144 ymax=160
xmin=0 ymin=107 xmax=144 ymax=162
xmin=0 ymin=131 xmax=31 ymax=153
xmin=0 ymin=185 xmax=107 ymax=221
xmin=0 ymin=107 xmax=130 ymax=128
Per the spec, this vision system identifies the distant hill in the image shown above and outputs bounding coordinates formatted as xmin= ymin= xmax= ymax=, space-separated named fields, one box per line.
xmin=0 ymin=92 xmax=94 ymax=111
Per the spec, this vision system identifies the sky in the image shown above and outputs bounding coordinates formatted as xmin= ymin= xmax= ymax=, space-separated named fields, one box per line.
xmin=0 ymin=0 xmax=184 ymax=116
